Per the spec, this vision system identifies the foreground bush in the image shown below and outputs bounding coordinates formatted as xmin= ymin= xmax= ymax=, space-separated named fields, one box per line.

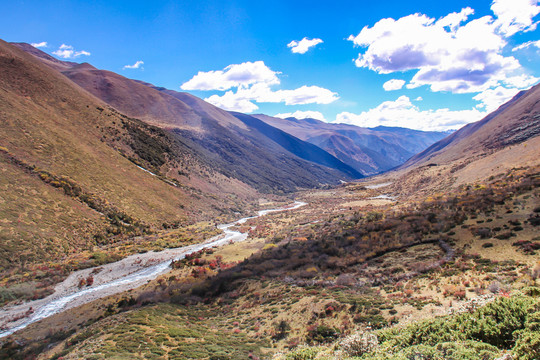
xmin=377 ymin=295 xmax=536 ymax=351
xmin=338 ymin=332 xmax=379 ymax=357
xmin=360 ymin=341 xmax=500 ymax=360
xmin=278 ymin=289 xmax=540 ymax=360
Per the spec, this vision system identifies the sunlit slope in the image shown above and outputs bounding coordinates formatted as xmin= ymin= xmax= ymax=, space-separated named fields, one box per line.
xmin=0 ymin=39 xmax=241 ymax=268
xmin=402 ymin=84 xmax=540 ymax=169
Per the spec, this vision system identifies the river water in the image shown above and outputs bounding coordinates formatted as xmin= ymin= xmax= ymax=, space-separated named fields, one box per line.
xmin=0 ymin=201 xmax=307 ymax=338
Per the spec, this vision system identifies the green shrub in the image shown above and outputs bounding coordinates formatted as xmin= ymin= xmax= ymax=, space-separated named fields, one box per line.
xmin=377 ymin=296 xmax=536 ymax=350
xmin=395 ymin=341 xmax=500 ymax=360
xmin=306 ymin=325 xmax=340 ymax=344
xmin=522 ymin=286 xmax=540 ymax=297
xmin=209 ymin=352 xmax=231 ymax=360
xmin=286 ymin=347 xmax=320 ymax=360
xmin=513 ymin=330 xmax=540 ymax=360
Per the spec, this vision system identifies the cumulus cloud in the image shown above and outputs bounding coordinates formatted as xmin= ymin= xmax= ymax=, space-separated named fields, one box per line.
xmin=52 ymin=44 xmax=90 ymax=59
xmin=349 ymin=10 xmax=510 ymax=93
xmin=204 ymin=84 xmax=338 ymax=111
xmin=123 ymin=60 xmax=144 ymax=70
xmin=335 ymin=96 xmax=485 ymax=132
xmin=491 ymin=0 xmax=540 ymax=36
xmin=274 ymin=111 xmax=326 ymax=121
xmin=273 ymin=86 xmax=338 ymax=105
xmin=499 ymin=74 xmax=539 ymax=88
xmin=287 ymin=37 xmax=323 ymax=54
xmin=436 ymin=7 xmax=475 ymax=32
xmin=205 ymin=91 xmax=260 ymax=113
xmin=383 ymin=79 xmax=405 ymax=91
xmin=31 ymin=42 xmax=47 ymax=48
xmin=181 ymin=61 xmax=279 ymax=91
xmin=348 ymin=4 xmax=539 ymax=111
xmin=182 ymin=61 xmax=338 ymax=112
xmin=512 ymin=39 xmax=540 ymax=51
xmin=472 ymin=86 xmax=522 ymax=112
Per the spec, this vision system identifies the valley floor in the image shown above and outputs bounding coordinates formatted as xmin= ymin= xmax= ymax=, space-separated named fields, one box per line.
xmin=1 ymin=167 xmax=539 ymax=359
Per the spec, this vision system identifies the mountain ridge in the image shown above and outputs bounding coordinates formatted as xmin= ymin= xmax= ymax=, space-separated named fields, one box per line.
xmin=400 ymin=84 xmax=540 ymax=170
xmin=12 ymin=42 xmax=361 ymax=192
xmin=252 ymin=114 xmax=448 ymax=175
xmin=12 ymin=42 xmax=449 ymax=180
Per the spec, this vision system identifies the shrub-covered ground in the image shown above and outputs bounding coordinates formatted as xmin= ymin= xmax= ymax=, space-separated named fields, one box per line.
xmin=277 ymin=287 xmax=540 ymax=360
xmin=2 ymin=169 xmax=539 ymax=359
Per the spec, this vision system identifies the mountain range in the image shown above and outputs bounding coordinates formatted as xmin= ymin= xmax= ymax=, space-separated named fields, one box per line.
xmin=11 ymin=42 xmax=448 ymax=180
xmin=252 ymin=114 xmax=448 ymax=175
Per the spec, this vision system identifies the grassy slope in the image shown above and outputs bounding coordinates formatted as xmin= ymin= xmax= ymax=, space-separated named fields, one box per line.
xmin=279 ymin=290 xmax=539 ymax=360
xmin=0 ymin=42 xmax=190 ymax=225
xmin=0 ymin=157 xmax=106 ymax=268
xmin=0 ymin=39 xmax=263 ymax=302
xmin=2 ymin=40 xmax=194 ymax=208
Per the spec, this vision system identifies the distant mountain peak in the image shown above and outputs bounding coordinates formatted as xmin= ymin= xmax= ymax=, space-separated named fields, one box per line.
xmin=252 ymin=114 xmax=448 ymax=176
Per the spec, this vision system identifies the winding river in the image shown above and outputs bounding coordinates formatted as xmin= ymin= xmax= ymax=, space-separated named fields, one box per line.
xmin=0 ymin=201 xmax=307 ymax=338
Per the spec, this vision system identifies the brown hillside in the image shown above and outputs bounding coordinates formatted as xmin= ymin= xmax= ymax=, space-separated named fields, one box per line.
xmin=61 ymin=66 xmax=207 ymax=130
xmin=383 ymin=83 xmax=540 ymax=198
xmin=11 ymin=42 xmax=78 ymax=71
xmin=14 ymin=43 xmax=360 ymax=190
xmin=403 ymin=84 xmax=540 ymax=168
xmin=0 ymin=39 xmax=258 ymax=271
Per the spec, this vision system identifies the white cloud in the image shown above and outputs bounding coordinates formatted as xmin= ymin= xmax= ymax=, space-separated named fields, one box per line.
xmin=52 ymin=44 xmax=91 ymax=59
xmin=472 ymin=86 xmax=521 ymax=111
xmin=348 ymin=6 xmax=538 ymax=97
xmin=182 ymin=61 xmax=338 ymax=112
xmin=287 ymin=37 xmax=323 ymax=54
xmin=470 ymin=74 xmax=538 ymax=110
xmin=491 ymin=0 xmax=540 ymax=36
xmin=383 ymin=79 xmax=405 ymax=91
xmin=500 ymin=74 xmax=539 ymax=88
xmin=204 ymin=84 xmax=338 ymax=111
xmin=31 ymin=42 xmax=47 ymax=48
xmin=436 ymin=7 xmax=475 ymax=32
xmin=123 ymin=60 xmax=144 ymax=70
xmin=512 ymin=39 xmax=540 ymax=51
xmin=335 ymin=95 xmax=485 ymax=132
xmin=274 ymin=86 xmax=338 ymax=105
xmin=181 ymin=61 xmax=279 ymax=91
xmin=205 ymin=91 xmax=260 ymax=113
xmin=415 ymin=96 xmax=423 ymax=101
xmin=275 ymin=111 xmax=326 ymax=121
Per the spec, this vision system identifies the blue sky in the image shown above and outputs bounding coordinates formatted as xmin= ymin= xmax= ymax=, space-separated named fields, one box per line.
xmin=1 ymin=0 xmax=539 ymax=131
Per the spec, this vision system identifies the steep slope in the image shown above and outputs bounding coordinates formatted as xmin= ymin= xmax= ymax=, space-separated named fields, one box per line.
xmin=32 ymin=50 xmax=358 ymax=190
xmin=0 ymin=39 xmax=261 ymax=272
xmin=154 ymin=88 xmax=362 ymax=183
xmin=10 ymin=42 xmax=78 ymax=71
xmin=252 ymin=114 xmax=447 ymax=175
xmin=61 ymin=65 xmax=206 ymax=130
xmin=402 ymin=87 xmax=537 ymax=168
xmin=384 ymin=83 xmax=540 ymax=198
xmin=13 ymin=42 xmax=361 ymax=191
xmin=230 ymin=112 xmax=362 ymax=179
